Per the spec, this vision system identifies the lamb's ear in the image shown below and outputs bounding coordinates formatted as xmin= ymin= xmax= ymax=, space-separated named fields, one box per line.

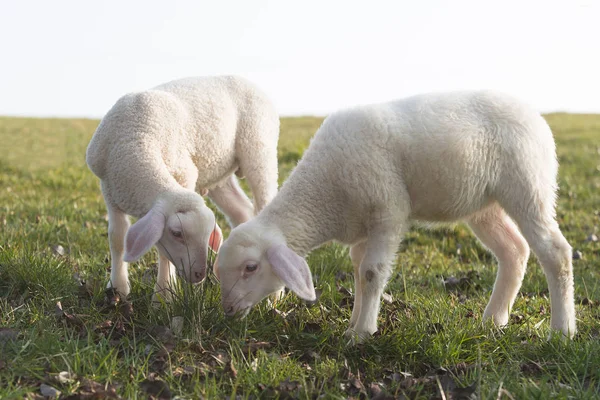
xmin=123 ymin=208 xmax=165 ymax=262
xmin=266 ymin=244 xmax=316 ymax=301
xmin=209 ymin=223 xmax=223 ymax=252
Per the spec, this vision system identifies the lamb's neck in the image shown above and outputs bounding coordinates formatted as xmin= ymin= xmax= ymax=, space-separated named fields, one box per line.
xmin=260 ymin=172 xmax=343 ymax=257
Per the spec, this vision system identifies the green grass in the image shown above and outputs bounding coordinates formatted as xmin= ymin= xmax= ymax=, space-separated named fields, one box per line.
xmin=0 ymin=113 xmax=599 ymax=399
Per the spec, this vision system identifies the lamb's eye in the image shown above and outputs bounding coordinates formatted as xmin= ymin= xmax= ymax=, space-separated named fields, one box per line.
xmin=245 ymin=263 xmax=258 ymax=272
xmin=171 ymin=230 xmax=183 ymax=239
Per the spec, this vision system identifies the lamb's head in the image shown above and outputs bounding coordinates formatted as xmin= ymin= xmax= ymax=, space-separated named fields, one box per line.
xmin=123 ymin=191 xmax=222 ymax=283
xmin=214 ymin=221 xmax=316 ymax=317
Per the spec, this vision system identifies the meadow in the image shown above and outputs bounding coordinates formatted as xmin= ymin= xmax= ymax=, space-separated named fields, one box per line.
xmin=0 ymin=113 xmax=599 ymax=399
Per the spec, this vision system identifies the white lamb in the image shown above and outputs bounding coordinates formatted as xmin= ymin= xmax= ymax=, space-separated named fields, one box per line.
xmin=214 ymin=90 xmax=576 ymax=342
xmin=86 ymin=75 xmax=279 ymax=301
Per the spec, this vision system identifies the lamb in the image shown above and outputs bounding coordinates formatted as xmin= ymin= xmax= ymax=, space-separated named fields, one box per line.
xmin=214 ymin=90 xmax=576 ymax=343
xmin=86 ymin=75 xmax=279 ymax=302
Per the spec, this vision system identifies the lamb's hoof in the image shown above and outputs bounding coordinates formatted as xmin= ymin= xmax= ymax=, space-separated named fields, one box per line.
xmin=343 ymin=328 xmax=372 ymax=345
xmin=548 ymin=321 xmax=576 ymax=341
xmin=106 ymin=280 xmax=130 ymax=300
xmin=482 ymin=310 xmax=509 ymax=328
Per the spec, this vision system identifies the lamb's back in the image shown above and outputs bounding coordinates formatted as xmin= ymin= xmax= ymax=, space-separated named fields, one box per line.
xmin=303 ymin=91 xmax=551 ymax=222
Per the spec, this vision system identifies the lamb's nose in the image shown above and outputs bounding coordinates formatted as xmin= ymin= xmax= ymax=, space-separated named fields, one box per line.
xmin=225 ymin=306 xmax=234 ymax=316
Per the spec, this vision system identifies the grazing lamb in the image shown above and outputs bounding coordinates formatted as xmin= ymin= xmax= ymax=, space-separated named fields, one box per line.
xmin=215 ymin=90 xmax=576 ymax=343
xmin=86 ymin=76 xmax=279 ymax=301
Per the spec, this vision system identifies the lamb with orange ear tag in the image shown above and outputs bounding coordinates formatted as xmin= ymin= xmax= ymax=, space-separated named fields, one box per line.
xmin=86 ymin=75 xmax=280 ymax=303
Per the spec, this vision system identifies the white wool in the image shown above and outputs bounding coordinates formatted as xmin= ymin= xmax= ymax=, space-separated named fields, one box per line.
xmin=86 ymin=75 xmax=279 ymax=300
xmin=215 ymin=90 xmax=576 ymax=342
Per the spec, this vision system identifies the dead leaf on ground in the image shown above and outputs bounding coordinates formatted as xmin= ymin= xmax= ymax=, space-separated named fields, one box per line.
xmin=172 ymin=366 xmax=196 ymax=381
xmin=242 ymin=340 xmax=273 ymax=354
xmin=370 ymin=382 xmax=383 ymax=397
xmin=119 ymin=301 xmax=134 ymax=320
xmin=140 ymin=379 xmax=172 ymax=399
xmin=51 ymin=244 xmax=65 ymax=257
xmin=436 ymin=375 xmax=478 ymax=400
xmin=346 ymin=372 xmax=365 ymax=395
xmin=54 ymin=302 xmax=86 ymax=328
xmin=579 ymin=297 xmax=598 ymax=307
xmin=0 ymin=327 xmax=20 ymax=343
xmin=54 ymin=371 xmax=76 ymax=385
xmin=104 ymin=288 xmax=121 ymax=307
xmin=149 ymin=356 xmax=168 ymax=373
xmin=256 ymin=383 xmax=277 ymax=397
xmin=228 ymin=360 xmax=238 ymax=378
xmin=383 ymin=370 xmax=413 ymax=386
xmin=370 ymin=382 xmax=395 ymax=400
xmin=302 ymin=322 xmax=322 ymax=334
xmin=510 ymin=314 xmax=524 ymax=323
xmin=62 ymin=378 xmax=121 ymax=399
xmin=206 ymin=350 xmax=230 ymax=368
xmin=299 ymin=349 xmax=321 ymax=362
xmin=40 ymin=384 xmax=61 ymax=398
xmin=95 ymin=319 xmax=127 ymax=341
xmin=279 ymin=377 xmax=302 ymax=392
xmin=521 ymin=361 xmax=543 ymax=375
xmin=148 ymin=326 xmax=174 ymax=342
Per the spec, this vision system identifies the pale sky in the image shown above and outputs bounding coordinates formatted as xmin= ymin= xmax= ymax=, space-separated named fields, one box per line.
xmin=1 ymin=0 xmax=599 ymax=118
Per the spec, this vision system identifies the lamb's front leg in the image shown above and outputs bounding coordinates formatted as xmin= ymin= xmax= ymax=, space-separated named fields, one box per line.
xmin=105 ymin=202 xmax=131 ymax=297
xmin=348 ymin=241 xmax=367 ymax=329
xmin=345 ymin=230 xmax=402 ymax=344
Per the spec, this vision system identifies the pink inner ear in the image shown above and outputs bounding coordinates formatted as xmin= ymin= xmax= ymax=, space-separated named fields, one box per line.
xmin=267 ymin=244 xmax=316 ymax=301
xmin=123 ymin=208 xmax=165 ymax=262
xmin=209 ymin=224 xmax=223 ymax=252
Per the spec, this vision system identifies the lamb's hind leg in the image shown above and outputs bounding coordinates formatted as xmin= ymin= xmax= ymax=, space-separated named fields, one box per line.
xmin=208 ymin=175 xmax=254 ymax=227
xmin=105 ymin=200 xmax=131 ymax=297
xmin=236 ymin=126 xmax=279 ymax=213
xmin=468 ymin=205 xmax=530 ymax=327
xmin=499 ymin=187 xmax=576 ymax=337
xmin=506 ymin=211 xmax=576 ymax=337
